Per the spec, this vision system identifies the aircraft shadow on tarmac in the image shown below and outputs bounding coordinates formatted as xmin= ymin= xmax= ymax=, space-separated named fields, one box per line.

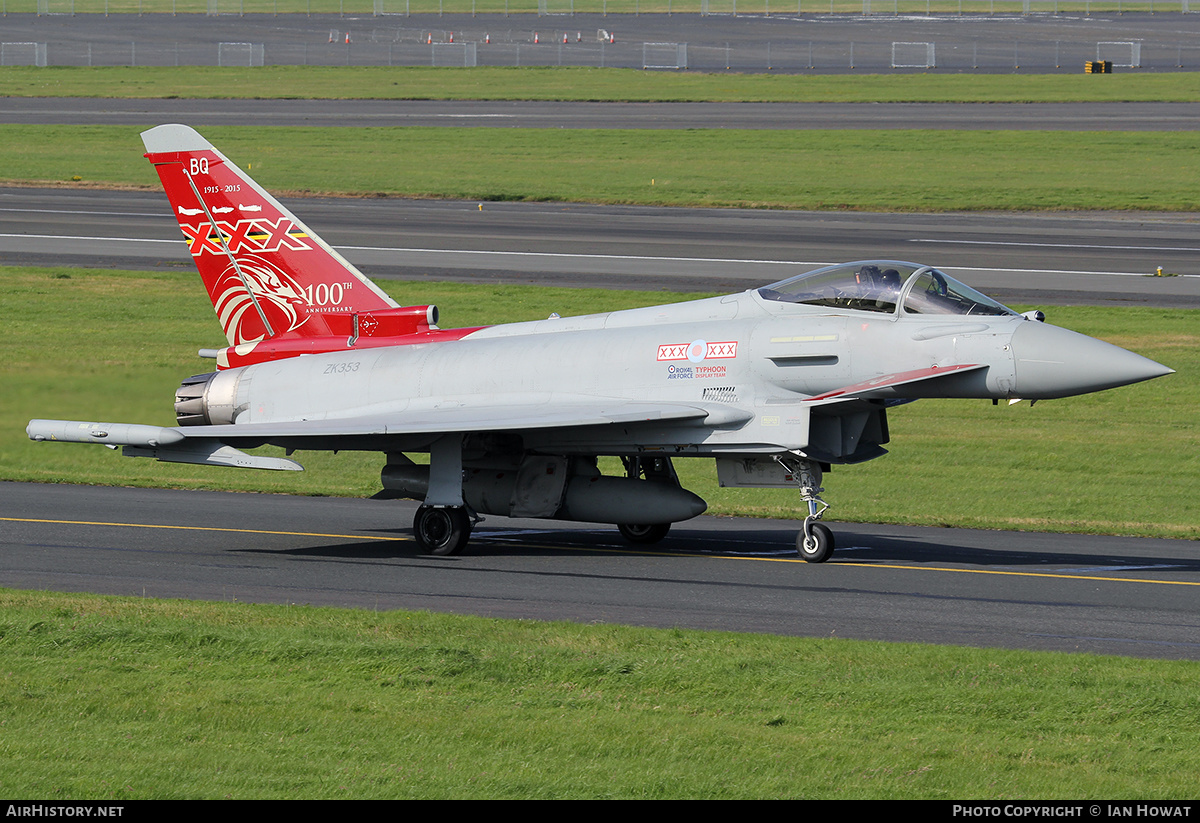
xmin=783 ymin=528 xmax=1200 ymax=573
xmin=226 ymin=524 xmax=1200 ymax=575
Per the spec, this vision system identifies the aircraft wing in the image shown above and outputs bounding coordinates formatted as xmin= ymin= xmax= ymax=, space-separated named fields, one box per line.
xmin=28 ymin=398 xmax=752 ymax=470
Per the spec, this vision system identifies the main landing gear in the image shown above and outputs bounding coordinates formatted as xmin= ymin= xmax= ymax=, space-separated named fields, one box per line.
xmin=774 ymin=454 xmax=835 ymax=563
xmin=617 ymin=522 xmax=671 ymax=544
xmin=413 ymin=505 xmax=472 ymax=556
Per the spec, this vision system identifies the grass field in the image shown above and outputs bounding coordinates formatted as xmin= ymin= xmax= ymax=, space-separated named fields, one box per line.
xmin=6 ymin=66 xmax=1200 ymax=102
xmin=6 ymin=124 xmax=1200 ymax=211
xmin=5 ymin=266 xmax=1194 ymax=538
xmin=3 ymin=588 xmax=1200 ymax=799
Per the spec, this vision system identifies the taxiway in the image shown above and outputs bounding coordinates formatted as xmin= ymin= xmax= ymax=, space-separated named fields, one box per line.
xmin=2 ymin=187 xmax=1198 ymax=307
xmin=5 ymin=482 xmax=1199 ymax=660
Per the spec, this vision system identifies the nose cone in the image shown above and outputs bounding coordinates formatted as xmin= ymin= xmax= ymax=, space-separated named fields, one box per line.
xmin=1010 ymin=321 xmax=1173 ymax=399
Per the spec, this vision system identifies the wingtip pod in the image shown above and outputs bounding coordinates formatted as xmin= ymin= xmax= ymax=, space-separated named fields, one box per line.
xmin=27 ymin=419 xmax=185 ymax=448
xmin=142 ymin=123 xmax=398 ymax=350
xmin=27 ymin=419 xmax=303 ymax=471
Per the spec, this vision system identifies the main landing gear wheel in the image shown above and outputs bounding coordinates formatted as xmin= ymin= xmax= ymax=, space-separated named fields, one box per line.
xmin=413 ymin=505 xmax=472 ymax=556
xmin=797 ymin=522 xmax=835 ymax=563
xmin=617 ymin=523 xmax=671 ymax=544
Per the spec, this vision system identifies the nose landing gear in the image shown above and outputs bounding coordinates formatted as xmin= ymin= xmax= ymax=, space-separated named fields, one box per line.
xmin=774 ymin=454 xmax=835 ymax=563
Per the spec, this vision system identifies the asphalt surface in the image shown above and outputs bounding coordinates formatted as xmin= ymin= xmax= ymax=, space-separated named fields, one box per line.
xmin=3 ymin=482 xmax=1198 ymax=659
xmin=8 ymin=98 xmax=1200 ymax=131
xmin=3 ymin=187 xmax=1199 ymax=307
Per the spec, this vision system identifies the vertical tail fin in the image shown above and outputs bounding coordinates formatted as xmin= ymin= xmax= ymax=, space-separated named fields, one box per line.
xmin=141 ymin=124 xmax=398 ymax=347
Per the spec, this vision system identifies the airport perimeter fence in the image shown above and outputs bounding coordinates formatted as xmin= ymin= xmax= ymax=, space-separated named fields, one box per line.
xmin=2 ymin=32 xmax=1192 ymax=70
xmin=7 ymin=0 xmax=1200 ymax=15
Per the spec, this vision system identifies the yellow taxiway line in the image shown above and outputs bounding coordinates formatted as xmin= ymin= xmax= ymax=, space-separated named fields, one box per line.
xmin=4 ymin=516 xmax=1198 ymax=588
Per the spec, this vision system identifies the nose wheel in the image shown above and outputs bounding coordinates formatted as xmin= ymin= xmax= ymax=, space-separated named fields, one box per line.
xmin=774 ymin=454 xmax=835 ymax=563
xmin=797 ymin=521 xmax=835 ymax=563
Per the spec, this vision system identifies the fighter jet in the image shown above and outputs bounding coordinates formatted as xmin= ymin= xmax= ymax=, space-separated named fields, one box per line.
xmin=27 ymin=125 xmax=1174 ymax=561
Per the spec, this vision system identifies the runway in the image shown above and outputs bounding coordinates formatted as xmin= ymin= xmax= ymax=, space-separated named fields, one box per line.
xmin=3 ymin=186 xmax=1199 ymax=307
xmin=8 ymin=98 xmax=1200 ymax=131
xmin=4 ymin=482 xmax=1199 ymax=660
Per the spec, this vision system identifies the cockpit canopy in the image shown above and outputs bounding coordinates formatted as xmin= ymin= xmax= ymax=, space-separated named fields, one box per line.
xmin=758 ymin=261 xmax=1017 ymax=317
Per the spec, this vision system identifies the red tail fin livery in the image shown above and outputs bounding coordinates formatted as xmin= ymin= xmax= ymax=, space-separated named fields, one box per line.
xmin=142 ymin=124 xmax=469 ymax=368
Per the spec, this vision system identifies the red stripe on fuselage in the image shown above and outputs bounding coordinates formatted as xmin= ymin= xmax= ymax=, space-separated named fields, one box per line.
xmin=220 ymin=326 xmax=488 ymax=369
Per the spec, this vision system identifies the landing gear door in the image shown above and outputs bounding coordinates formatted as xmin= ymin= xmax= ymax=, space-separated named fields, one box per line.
xmin=717 ymin=456 xmax=798 ymax=488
